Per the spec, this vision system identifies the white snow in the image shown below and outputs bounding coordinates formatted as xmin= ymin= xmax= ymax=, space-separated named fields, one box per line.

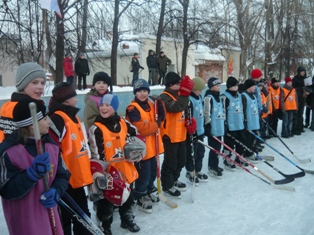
xmin=0 ymin=85 xmax=314 ymax=235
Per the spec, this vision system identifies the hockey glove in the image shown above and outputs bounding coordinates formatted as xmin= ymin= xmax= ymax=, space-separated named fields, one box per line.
xmin=179 ymin=75 xmax=194 ymax=97
xmin=26 ymin=152 xmax=50 ymax=181
xmin=40 ymin=188 xmax=60 ymax=208
xmin=185 ymin=117 xmax=197 ymax=135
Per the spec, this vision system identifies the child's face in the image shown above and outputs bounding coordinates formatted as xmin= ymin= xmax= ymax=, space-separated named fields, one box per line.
xmin=286 ymin=81 xmax=292 ymax=87
xmin=229 ymin=85 xmax=238 ymax=91
xmin=37 ymin=116 xmax=50 ymax=135
xmin=211 ymin=84 xmax=220 ymax=92
xmin=22 ymin=78 xmax=45 ymax=99
xmin=300 ymin=71 xmax=305 ymax=76
xmin=248 ymin=85 xmax=256 ymax=93
xmin=99 ymin=103 xmax=115 ymax=118
xmin=63 ymin=96 xmax=77 ymax=107
xmin=192 ymin=90 xmax=202 ymax=96
xmin=135 ymin=90 xmax=149 ymax=102
xmin=169 ymin=83 xmax=180 ymax=91
xmin=258 ymin=85 xmax=263 ymax=90
xmin=95 ymin=81 xmax=109 ymax=95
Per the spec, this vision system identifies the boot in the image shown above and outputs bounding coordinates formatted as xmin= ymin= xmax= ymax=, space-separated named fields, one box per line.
xmin=121 ymin=211 xmax=140 ymax=232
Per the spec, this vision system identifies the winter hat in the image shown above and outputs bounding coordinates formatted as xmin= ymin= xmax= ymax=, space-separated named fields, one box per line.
xmin=192 ymin=77 xmax=205 ymax=91
xmin=133 ymin=79 xmax=150 ymax=94
xmin=226 ymin=76 xmax=239 ymax=88
xmin=100 ymin=94 xmax=119 ymax=112
xmin=207 ymin=77 xmax=221 ymax=89
xmin=271 ymin=78 xmax=279 ymax=84
xmin=52 ymin=82 xmax=77 ymax=103
xmin=15 ymin=62 xmax=47 ymax=92
xmin=134 ymin=53 xmax=139 ymax=56
xmin=297 ymin=66 xmax=306 ymax=72
xmin=244 ymin=79 xmax=256 ymax=90
xmin=13 ymin=99 xmax=47 ymax=128
xmin=251 ymin=69 xmax=263 ymax=79
xmin=93 ymin=72 xmax=111 ymax=87
xmin=159 ymin=51 xmax=164 ymax=55
xmin=285 ymin=77 xmax=292 ymax=83
xmin=165 ymin=72 xmax=181 ymax=87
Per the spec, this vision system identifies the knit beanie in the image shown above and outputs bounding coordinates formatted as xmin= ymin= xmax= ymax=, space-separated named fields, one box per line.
xmin=207 ymin=77 xmax=221 ymax=88
xmin=192 ymin=77 xmax=205 ymax=91
xmin=52 ymin=82 xmax=77 ymax=103
xmin=244 ymin=79 xmax=256 ymax=90
xmin=93 ymin=72 xmax=111 ymax=87
xmin=251 ymin=69 xmax=263 ymax=79
xmin=133 ymin=79 xmax=150 ymax=94
xmin=13 ymin=99 xmax=47 ymax=128
xmin=100 ymin=94 xmax=119 ymax=112
xmin=15 ymin=62 xmax=47 ymax=92
xmin=226 ymin=76 xmax=239 ymax=88
xmin=285 ymin=77 xmax=292 ymax=83
xmin=271 ymin=78 xmax=279 ymax=84
xmin=165 ymin=72 xmax=181 ymax=87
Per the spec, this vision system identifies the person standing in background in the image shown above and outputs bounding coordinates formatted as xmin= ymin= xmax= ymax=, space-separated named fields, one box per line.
xmin=146 ymin=50 xmax=158 ymax=85
xmin=63 ymin=53 xmax=75 ymax=86
xmin=75 ymin=53 xmax=90 ymax=90
xmin=157 ymin=51 xmax=172 ymax=85
xmin=131 ymin=53 xmax=144 ymax=86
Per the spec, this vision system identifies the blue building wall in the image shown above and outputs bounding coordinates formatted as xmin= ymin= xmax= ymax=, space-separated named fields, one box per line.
xmin=0 ymin=84 xmax=227 ymax=120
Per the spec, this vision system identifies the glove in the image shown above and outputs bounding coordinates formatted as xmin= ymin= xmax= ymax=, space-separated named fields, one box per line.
xmin=179 ymin=75 xmax=194 ymax=97
xmin=140 ymin=66 xmax=144 ymax=70
xmin=204 ymin=124 xmax=211 ymax=137
xmin=26 ymin=152 xmax=50 ymax=181
xmin=185 ymin=118 xmax=197 ymax=135
xmin=261 ymin=105 xmax=268 ymax=114
xmin=40 ymin=188 xmax=60 ymax=208
xmin=149 ymin=94 xmax=161 ymax=101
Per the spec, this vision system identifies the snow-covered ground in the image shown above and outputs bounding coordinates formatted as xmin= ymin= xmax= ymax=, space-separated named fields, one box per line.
xmin=0 ymin=84 xmax=314 ymax=235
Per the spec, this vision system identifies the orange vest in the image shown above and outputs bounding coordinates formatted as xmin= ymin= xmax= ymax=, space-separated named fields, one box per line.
xmin=261 ymin=92 xmax=272 ymax=118
xmin=0 ymin=101 xmax=18 ymax=143
xmin=160 ymin=92 xmax=186 ymax=143
xmin=269 ymin=86 xmax=280 ymax=110
xmin=54 ymin=111 xmax=93 ymax=188
xmin=282 ymin=88 xmax=297 ymax=111
xmin=94 ymin=120 xmax=138 ymax=184
xmin=267 ymin=93 xmax=273 ymax=115
xmin=127 ymin=101 xmax=164 ymax=160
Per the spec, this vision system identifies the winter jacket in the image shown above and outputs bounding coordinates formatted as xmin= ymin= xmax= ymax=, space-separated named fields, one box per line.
xmin=63 ymin=57 xmax=74 ymax=77
xmin=75 ymin=58 xmax=90 ymax=76
xmin=292 ymin=66 xmax=306 ymax=98
xmin=305 ymin=85 xmax=314 ymax=109
xmin=146 ymin=50 xmax=158 ymax=69
xmin=157 ymin=55 xmax=172 ymax=72
xmin=131 ymin=57 xmax=144 ymax=74
xmin=84 ymin=88 xmax=110 ymax=131
xmin=0 ymin=131 xmax=70 ymax=235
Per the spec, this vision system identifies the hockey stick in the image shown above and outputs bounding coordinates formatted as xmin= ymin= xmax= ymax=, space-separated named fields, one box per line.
xmin=248 ymin=130 xmax=313 ymax=175
xmin=154 ymin=100 xmax=177 ymax=208
xmin=226 ymin=133 xmax=302 ymax=179
xmin=187 ymin=103 xmax=196 ymax=203
xmin=211 ymin=135 xmax=294 ymax=185
xmin=262 ymin=119 xmax=311 ymax=163
xmin=59 ymin=193 xmax=104 ymax=235
xmin=198 ymin=140 xmax=295 ymax=191
xmin=29 ymin=102 xmax=58 ymax=235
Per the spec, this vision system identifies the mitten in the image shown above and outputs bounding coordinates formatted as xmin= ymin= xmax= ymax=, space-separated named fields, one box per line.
xmin=40 ymin=188 xmax=60 ymax=208
xmin=204 ymin=124 xmax=211 ymax=137
xmin=26 ymin=152 xmax=50 ymax=181
xmin=179 ymin=75 xmax=194 ymax=97
xmin=185 ymin=118 xmax=197 ymax=135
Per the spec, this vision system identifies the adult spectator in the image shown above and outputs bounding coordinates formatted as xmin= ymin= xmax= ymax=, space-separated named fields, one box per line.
xmin=131 ymin=53 xmax=144 ymax=86
xmin=157 ymin=51 xmax=172 ymax=85
xmin=146 ymin=50 xmax=158 ymax=85
xmin=63 ymin=53 xmax=75 ymax=86
xmin=75 ymin=53 xmax=90 ymax=90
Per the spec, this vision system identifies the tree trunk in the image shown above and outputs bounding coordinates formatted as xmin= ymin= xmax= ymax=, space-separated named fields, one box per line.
xmin=181 ymin=0 xmax=189 ymax=76
xmin=156 ymin=0 xmax=166 ymax=55
xmin=55 ymin=0 xmax=65 ymax=84
xmin=111 ymin=0 xmax=120 ymax=85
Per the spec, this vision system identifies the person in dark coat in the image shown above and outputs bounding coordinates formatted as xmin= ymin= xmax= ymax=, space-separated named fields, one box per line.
xmin=131 ymin=53 xmax=144 ymax=86
xmin=146 ymin=50 xmax=158 ymax=85
xmin=292 ymin=66 xmax=306 ymax=135
xmin=75 ymin=54 xmax=90 ymax=90
xmin=157 ymin=51 xmax=172 ymax=85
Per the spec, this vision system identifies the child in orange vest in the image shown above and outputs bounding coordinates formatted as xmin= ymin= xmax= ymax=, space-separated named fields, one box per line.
xmin=0 ymin=62 xmax=47 ymax=142
xmin=280 ymin=77 xmax=298 ymax=138
xmin=268 ymin=78 xmax=281 ymax=135
xmin=258 ymin=81 xmax=271 ymax=139
xmin=48 ymin=82 xmax=93 ymax=235
xmin=159 ymin=72 xmax=195 ymax=198
xmin=126 ymin=79 xmax=165 ymax=213
xmin=89 ymin=94 xmax=140 ymax=234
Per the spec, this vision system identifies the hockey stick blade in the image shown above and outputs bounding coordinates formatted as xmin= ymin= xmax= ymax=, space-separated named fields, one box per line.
xmin=303 ymin=168 xmax=314 ymax=174
xmin=259 ymin=155 xmax=275 ymax=161
xmin=273 ymin=177 xmax=294 ymax=185
xmin=158 ymin=193 xmax=178 ymax=208
xmin=271 ymin=184 xmax=295 ymax=192
xmin=292 ymin=154 xmax=311 ymax=164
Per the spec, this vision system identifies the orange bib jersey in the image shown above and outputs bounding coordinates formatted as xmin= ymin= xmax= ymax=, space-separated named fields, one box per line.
xmin=94 ymin=119 xmax=138 ymax=184
xmin=54 ymin=111 xmax=93 ymax=188
xmin=282 ymin=88 xmax=297 ymax=111
xmin=126 ymin=101 xmax=164 ymax=161
xmin=269 ymin=86 xmax=280 ymax=110
xmin=160 ymin=91 xmax=186 ymax=143
xmin=0 ymin=101 xmax=18 ymax=143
